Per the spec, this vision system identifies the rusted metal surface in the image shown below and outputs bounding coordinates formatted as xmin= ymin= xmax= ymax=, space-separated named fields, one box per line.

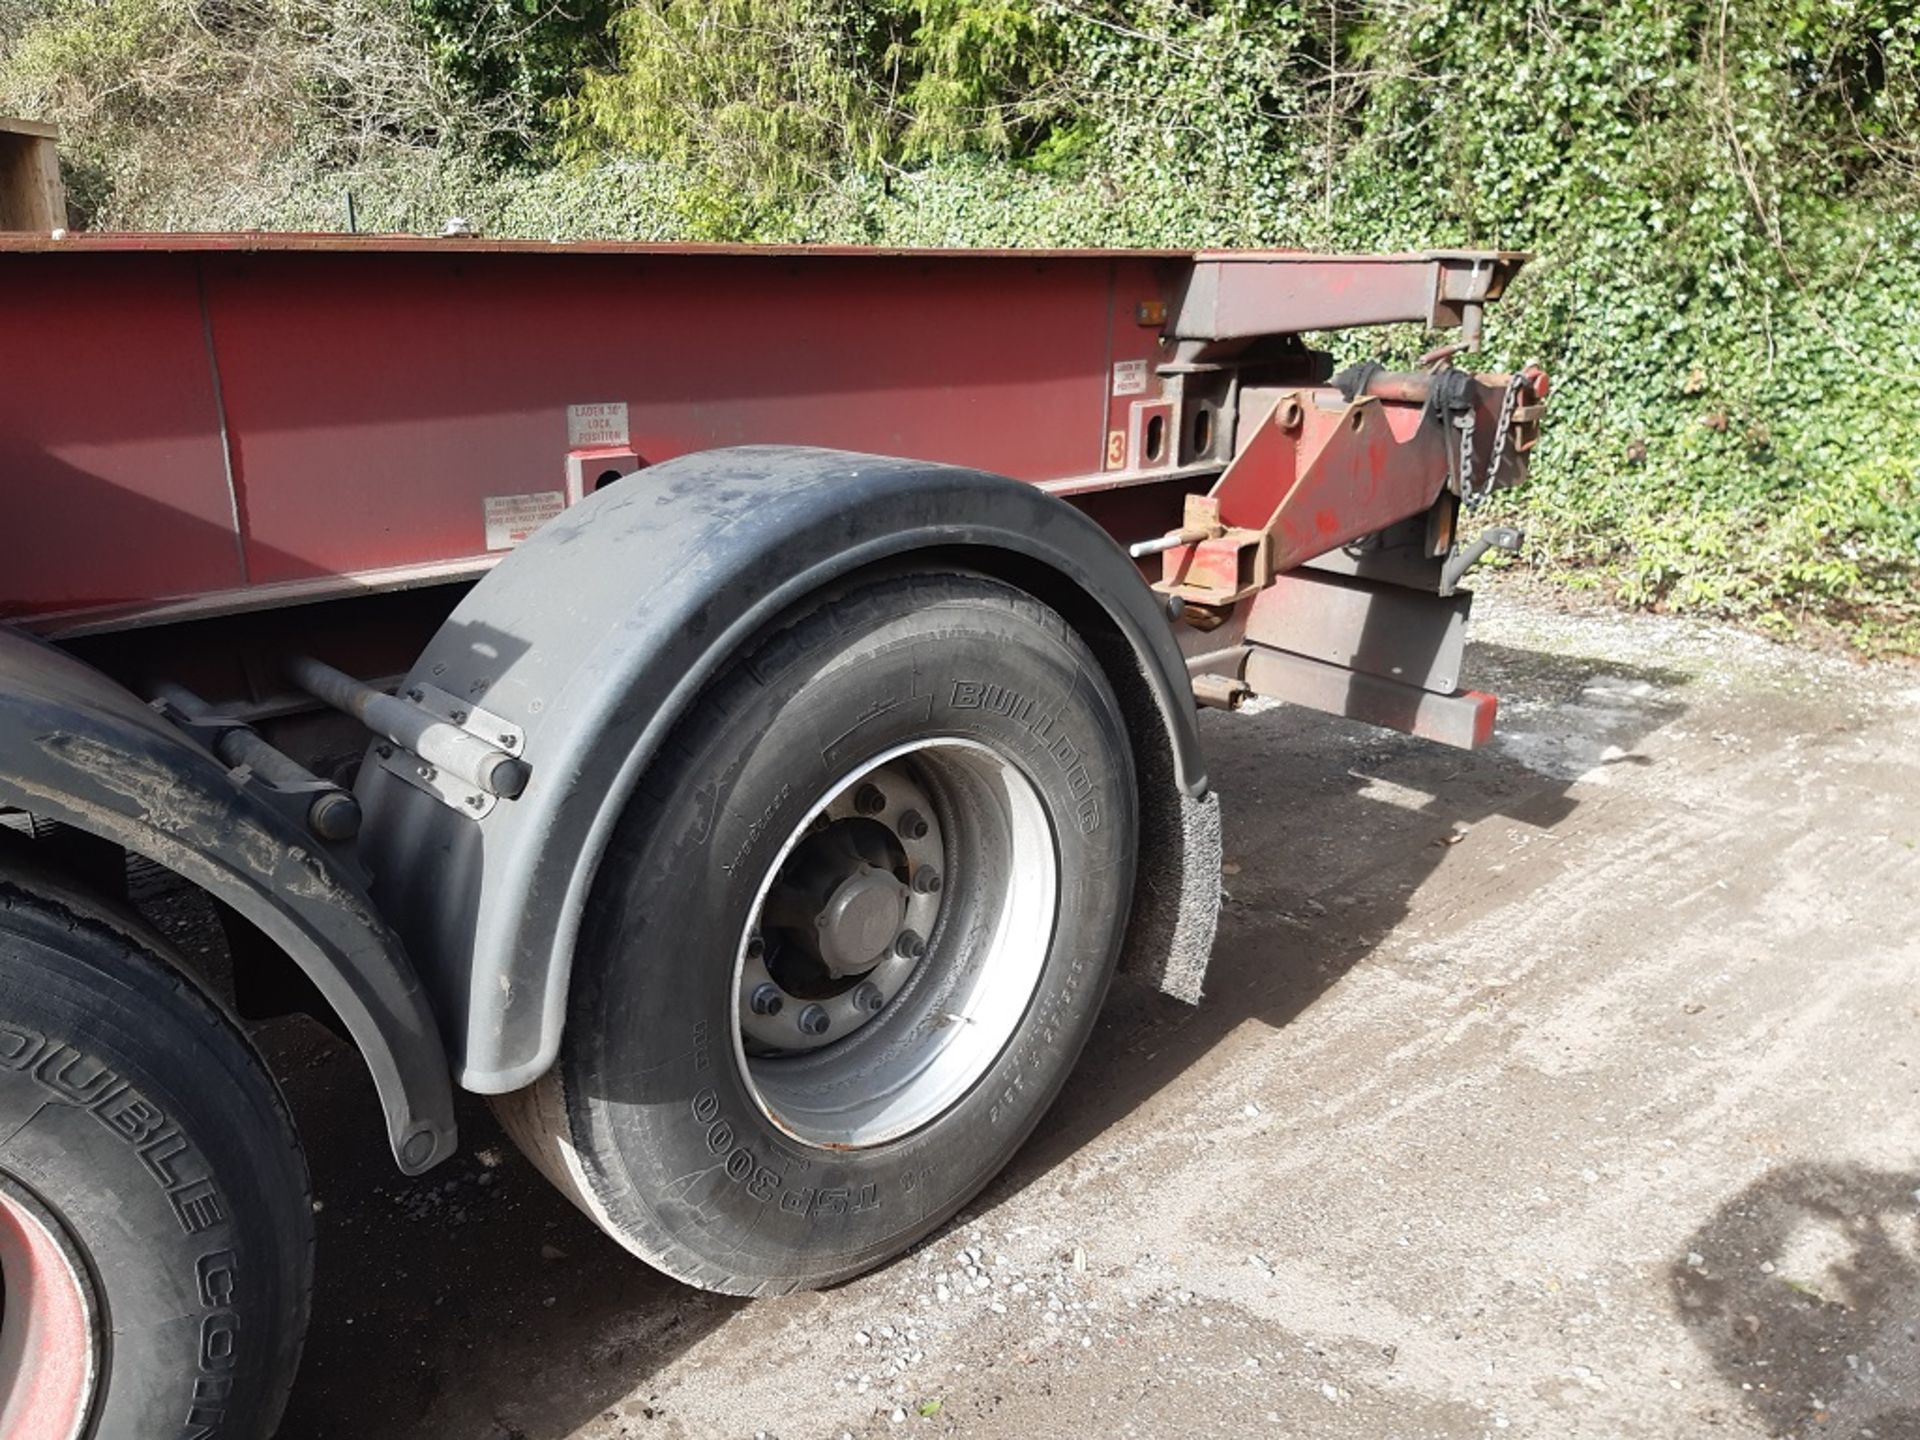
xmin=1243 ymin=570 xmax=1474 ymax=696
xmin=1242 ymin=646 xmax=1499 ymax=751
xmin=1171 ymin=249 xmax=1524 ymax=348
xmin=1175 ymin=567 xmax=1493 ymax=748
xmin=1150 ymin=365 xmax=1546 ymax=608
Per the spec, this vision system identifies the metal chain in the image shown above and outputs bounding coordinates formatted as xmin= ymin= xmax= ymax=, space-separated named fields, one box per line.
xmin=1464 ymin=371 xmax=1528 ymax=512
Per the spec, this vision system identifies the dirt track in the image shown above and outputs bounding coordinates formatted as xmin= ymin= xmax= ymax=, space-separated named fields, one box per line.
xmin=264 ymin=579 xmax=1920 ymax=1440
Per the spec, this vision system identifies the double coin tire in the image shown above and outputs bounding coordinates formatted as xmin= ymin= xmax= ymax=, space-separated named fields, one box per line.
xmin=0 ymin=861 xmax=312 ymax=1440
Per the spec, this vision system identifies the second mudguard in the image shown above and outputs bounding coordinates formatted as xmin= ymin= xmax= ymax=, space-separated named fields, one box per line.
xmin=0 ymin=628 xmax=456 ymax=1174
xmin=358 ymin=446 xmax=1220 ymax=1093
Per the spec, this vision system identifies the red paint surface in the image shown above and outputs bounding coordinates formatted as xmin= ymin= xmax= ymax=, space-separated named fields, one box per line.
xmin=0 ymin=1186 xmax=95 ymax=1440
xmin=5 ymin=254 xmax=244 ymax=613
xmin=3 ymin=236 xmax=1513 ymax=630
xmin=4 ymin=245 xmax=1176 ymax=623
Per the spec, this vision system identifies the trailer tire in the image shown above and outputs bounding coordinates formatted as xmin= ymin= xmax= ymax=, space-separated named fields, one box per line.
xmin=498 ymin=573 xmax=1138 ymax=1295
xmin=0 ymin=863 xmax=313 ymax=1440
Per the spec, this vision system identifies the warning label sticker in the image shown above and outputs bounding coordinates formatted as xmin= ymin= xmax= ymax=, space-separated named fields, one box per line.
xmin=484 ymin=491 xmax=565 ymax=551
xmin=567 ymin=401 xmax=630 ymax=448
xmin=1111 ymin=359 xmax=1149 ymax=397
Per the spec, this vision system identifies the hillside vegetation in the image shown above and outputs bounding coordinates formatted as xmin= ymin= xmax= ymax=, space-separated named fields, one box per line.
xmin=4 ymin=0 xmax=1916 ymax=652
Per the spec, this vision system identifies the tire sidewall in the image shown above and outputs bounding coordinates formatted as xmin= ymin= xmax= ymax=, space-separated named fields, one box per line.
xmin=566 ymin=580 xmax=1137 ymax=1290
xmin=0 ymin=886 xmax=311 ymax=1440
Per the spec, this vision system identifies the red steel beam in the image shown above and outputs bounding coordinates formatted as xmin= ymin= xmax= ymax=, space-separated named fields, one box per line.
xmin=1 ymin=236 xmax=1522 ymax=634
xmin=1171 ymin=250 xmax=1526 ymax=343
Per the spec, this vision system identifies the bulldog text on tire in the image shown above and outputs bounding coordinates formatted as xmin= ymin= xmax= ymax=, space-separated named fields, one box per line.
xmin=497 ymin=574 xmax=1138 ymax=1294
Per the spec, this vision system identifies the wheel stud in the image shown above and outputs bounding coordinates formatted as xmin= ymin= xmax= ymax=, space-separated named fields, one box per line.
xmin=895 ymin=929 xmax=925 ymax=960
xmin=852 ymin=981 xmax=885 ymax=1013
xmin=913 ymin=865 xmax=942 ymax=895
xmin=745 ymin=933 xmax=765 ymax=961
xmin=797 ymin=1003 xmax=832 ymax=1036
xmin=749 ymin=983 xmax=784 ymax=1015
xmin=854 ymin=783 xmax=886 ymax=815
xmin=899 ymin=808 xmax=929 ymax=840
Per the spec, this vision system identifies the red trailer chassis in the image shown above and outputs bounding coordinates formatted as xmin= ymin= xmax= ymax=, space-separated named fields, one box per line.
xmin=0 ymin=232 xmax=1543 ymax=1440
xmin=4 ymin=235 xmax=1530 ymax=629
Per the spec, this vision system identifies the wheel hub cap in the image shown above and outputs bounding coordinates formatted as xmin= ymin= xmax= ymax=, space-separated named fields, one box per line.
xmin=816 ymin=868 xmax=907 ymax=977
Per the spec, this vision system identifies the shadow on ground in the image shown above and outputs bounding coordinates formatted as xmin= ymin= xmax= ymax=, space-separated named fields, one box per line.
xmin=265 ymin=1037 xmax=743 ymax=1440
xmin=262 ymin=634 xmax=1692 ymax=1437
xmin=1673 ymin=1162 xmax=1920 ymax=1438
xmin=995 ymin=637 xmax=1690 ymax=1192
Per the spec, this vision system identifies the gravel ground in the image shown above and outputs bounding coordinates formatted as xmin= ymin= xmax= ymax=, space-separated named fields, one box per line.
xmin=260 ymin=578 xmax=1920 ymax=1440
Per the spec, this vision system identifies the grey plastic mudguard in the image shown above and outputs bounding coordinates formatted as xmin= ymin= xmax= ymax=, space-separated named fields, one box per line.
xmin=358 ymin=446 xmax=1218 ymax=1095
xmin=0 ymin=627 xmax=457 ymax=1174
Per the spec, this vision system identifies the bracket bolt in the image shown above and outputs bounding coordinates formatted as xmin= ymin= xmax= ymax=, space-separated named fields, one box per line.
xmin=851 ymin=982 xmax=885 ymax=1013
xmin=854 ymin=783 xmax=886 ymax=815
xmin=912 ymin=866 xmax=942 ymax=895
xmin=899 ymin=809 xmax=929 ymax=840
xmin=797 ymin=1004 xmax=831 ymax=1036
xmin=749 ymin=984 xmax=784 ymax=1016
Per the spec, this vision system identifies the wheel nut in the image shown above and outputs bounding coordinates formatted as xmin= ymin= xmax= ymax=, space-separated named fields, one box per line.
xmin=913 ymin=866 xmax=942 ymax=895
xmin=854 ymin=783 xmax=886 ymax=815
xmin=899 ymin=809 xmax=929 ymax=840
xmin=797 ymin=1004 xmax=832 ymax=1036
xmin=749 ymin=983 xmax=784 ymax=1016
xmin=745 ymin=934 xmax=765 ymax=961
xmin=852 ymin=981 xmax=885 ymax=1013
xmin=895 ymin=930 xmax=925 ymax=960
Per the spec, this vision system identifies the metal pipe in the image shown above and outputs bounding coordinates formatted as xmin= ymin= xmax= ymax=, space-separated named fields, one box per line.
xmin=1128 ymin=527 xmax=1211 ymax=559
xmin=154 ymin=683 xmax=362 ymax=840
xmin=1191 ymin=673 xmax=1248 ymax=711
xmin=287 ymin=657 xmax=529 ymax=800
xmin=1439 ymin=526 xmax=1524 ymax=595
xmin=1354 ymin=374 xmax=1434 ymax=404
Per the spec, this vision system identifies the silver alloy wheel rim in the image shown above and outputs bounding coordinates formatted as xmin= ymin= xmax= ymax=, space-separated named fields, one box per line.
xmin=736 ymin=759 xmax=947 ymax=1054
xmin=0 ymin=1173 xmax=99 ymax=1440
xmin=731 ymin=737 xmax=1060 ymax=1150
